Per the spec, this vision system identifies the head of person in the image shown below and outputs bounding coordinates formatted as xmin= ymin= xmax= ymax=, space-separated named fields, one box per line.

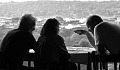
xmin=40 ymin=18 xmax=60 ymax=36
xmin=18 ymin=14 xmax=36 ymax=33
xmin=86 ymin=15 xmax=103 ymax=33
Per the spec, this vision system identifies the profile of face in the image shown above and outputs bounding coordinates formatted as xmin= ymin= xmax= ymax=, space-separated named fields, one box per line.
xmin=28 ymin=21 xmax=36 ymax=33
xmin=31 ymin=25 xmax=35 ymax=31
xmin=19 ymin=14 xmax=36 ymax=33
xmin=86 ymin=24 xmax=91 ymax=31
xmin=56 ymin=25 xmax=60 ymax=34
xmin=86 ymin=15 xmax=103 ymax=33
xmin=88 ymin=26 xmax=92 ymax=32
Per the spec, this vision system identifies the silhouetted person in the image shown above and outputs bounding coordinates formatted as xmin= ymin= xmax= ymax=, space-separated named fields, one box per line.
xmin=34 ymin=18 xmax=77 ymax=70
xmin=93 ymin=22 xmax=120 ymax=70
xmin=95 ymin=22 xmax=120 ymax=54
xmin=0 ymin=14 xmax=36 ymax=70
xmin=74 ymin=15 xmax=103 ymax=70
xmin=75 ymin=15 xmax=103 ymax=50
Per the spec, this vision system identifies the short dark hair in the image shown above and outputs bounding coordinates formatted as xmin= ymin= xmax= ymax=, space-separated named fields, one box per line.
xmin=86 ymin=15 xmax=103 ymax=30
xmin=40 ymin=18 xmax=60 ymax=36
xmin=18 ymin=14 xmax=36 ymax=31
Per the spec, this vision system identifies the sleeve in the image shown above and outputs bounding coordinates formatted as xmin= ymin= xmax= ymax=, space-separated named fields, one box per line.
xmin=57 ymin=36 xmax=68 ymax=51
xmin=94 ymin=26 xmax=100 ymax=52
xmin=94 ymin=24 xmax=106 ymax=54
xmin=0 ymin=33 xmax=11 ymax=52
xmin=24 ymin=33 xmax=36 ymax=50
xmin=29 ymin=35 xmax=36 ymax=49
xmin=94 ymin=24 xmax=106 ymax=45
xmin=0 ymin=31 xmax=15 ymax=52
xmin=34 ymin=36 xmax=44 ymax=51
xmin=57 ymin=35 xmax=71 ymax=60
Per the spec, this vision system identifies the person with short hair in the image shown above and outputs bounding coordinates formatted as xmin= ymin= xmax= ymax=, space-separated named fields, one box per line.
xmin=0 ymin=14 xmax=36 ymax=70
xmin=94 ymin=22 xmax=120 ymax=54
xmin=75 ymin=15 xmax=103 ymax=50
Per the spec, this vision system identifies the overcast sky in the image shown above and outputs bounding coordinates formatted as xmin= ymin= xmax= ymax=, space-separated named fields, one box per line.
xmin=0 ymin=0 xmax=118 ymax=3
xmin=0 ymin=0 xmax=38 ymax=3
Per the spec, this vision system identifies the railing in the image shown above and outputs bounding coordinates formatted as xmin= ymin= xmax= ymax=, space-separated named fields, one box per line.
xmin=24 ymin=48 xmax=96 ymax=70
xmin=24 ymin=49 xmax=35 ymax=68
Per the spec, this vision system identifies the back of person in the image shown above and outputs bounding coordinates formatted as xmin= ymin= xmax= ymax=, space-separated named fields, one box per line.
xmin=0 ymin=29 xmax=36 ymax=69
xmin=34 ymin=18 xmax=77 ymax=70
xmin=0 ymin=29 xmax=19 ymax=52
xmin=0 ymin=14 xmax=36 ymax=70
xmin=35 ymin=35 xmax=67 ymax=64
xmin=35 ymin=35 xmax=77 ymax=70
xmin=95 ymin=22 xmax=120 ymax=54
xmin=5 ymin=29 xmax=35 ymax=58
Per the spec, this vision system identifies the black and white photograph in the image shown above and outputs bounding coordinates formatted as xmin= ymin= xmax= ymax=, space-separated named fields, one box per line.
xmin=0 ymin=0 xmax=120 ymax=70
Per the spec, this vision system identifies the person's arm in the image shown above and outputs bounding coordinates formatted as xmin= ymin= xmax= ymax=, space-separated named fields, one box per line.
xmin=94 ymin=27 xmax=99 ymax=52
xmin=75 ymin=30 xmax=95 ymax=48
xmin=94 ymin=25 xmax=107 ymax=54
xmin=24 ymin=33 xmax=36 ymax=50
xmin=85 ymin=31 xmax=95 ymax=48
xmin=58 ymin=36 xmax=68 ymax=52
xmin=57 ymin=35 xmax=71 ymax=59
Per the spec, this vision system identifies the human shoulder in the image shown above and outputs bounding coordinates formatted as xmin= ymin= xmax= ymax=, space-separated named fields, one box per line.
xmin=7 ymin=29 xmax=18 ymax=34
xmin=95 ymin=22 xmax=113 ymax=34
xmin=55 ymin=35 xmax=64 ymax=41
xmin=94 ymin=22 xmax=120 ymax=42
xmin=95 ymin=22 xmax=120 ymax=32
xmin=95 ymin=22 xmax=109 ymax=30
xmin=16 ymin=30 xmax=32 ymax=37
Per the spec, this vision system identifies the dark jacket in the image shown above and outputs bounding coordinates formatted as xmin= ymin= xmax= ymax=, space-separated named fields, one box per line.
xmin=0 ymin=29 xmax=36 ymax=65
xmin=35 ymin=35 xmax=70 ymax=65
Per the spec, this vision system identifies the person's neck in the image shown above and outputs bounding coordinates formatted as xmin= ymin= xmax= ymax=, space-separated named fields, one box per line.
xmin=28 ymin=30 xmax=33 ymax=34
xmin=22 ymin=30 xmax=33 ymax=34
xmin=92 ymin=31 xmax=94 ymax=35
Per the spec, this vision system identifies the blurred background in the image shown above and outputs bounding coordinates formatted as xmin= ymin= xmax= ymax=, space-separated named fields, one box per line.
xmin=0 ymin=0 xmax=120 ymax=69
